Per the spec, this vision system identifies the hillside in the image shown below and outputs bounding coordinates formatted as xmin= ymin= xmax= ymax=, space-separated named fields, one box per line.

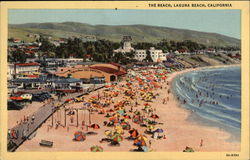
xmin=9 ymin=22 xmax=240 ymax=47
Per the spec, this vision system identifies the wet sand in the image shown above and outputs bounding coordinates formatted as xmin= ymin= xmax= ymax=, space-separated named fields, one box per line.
xmin=14 ymin=65 xmax=240 ymax=152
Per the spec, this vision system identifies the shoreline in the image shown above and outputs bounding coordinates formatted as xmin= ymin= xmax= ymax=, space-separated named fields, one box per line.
xmin=169 ymin=64 xmax=241 ymax=142
xmin=14 ymin=64 xmax=240 ymax=152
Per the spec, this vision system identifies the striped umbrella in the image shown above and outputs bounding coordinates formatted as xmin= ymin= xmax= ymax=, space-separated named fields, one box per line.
xmin=129 ymin=129 xmax=139 ymax=138
xmin=104 ymin=130 xmax=113 ymax=137
xmin=106 ymin=109 xmax=114 ymax=113
xmin=137 ymin=135 xmax=148 ymax=141
xmin=150 ymin=114 xmax=159 ymax=120
xmin=90 ymin=145 xmax=103 ymax=152
xmin=89 ymin=124 xmax=100 ymax=129
xmin=111 ymin=133 xmax=123 ymax=142
xmin=123 ymin=114 xmax=131 ymax=119
xmin=134 ymin=138 xmax=146 ymax=146
xmin=74 ymin=131 xmax=86 ymax=141
xmin=109 ymin=117 xmax=119 ymax=123
xmin=120 ymin=122 xmax=131 ymax=130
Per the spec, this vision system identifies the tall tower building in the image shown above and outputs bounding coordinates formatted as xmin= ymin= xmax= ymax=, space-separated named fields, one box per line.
xmin=122 ymin=36 xmax=132 ymax=52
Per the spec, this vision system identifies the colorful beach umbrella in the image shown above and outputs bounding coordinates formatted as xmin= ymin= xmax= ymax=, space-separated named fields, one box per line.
xmin=90 ymin=145 xmax=103 ymax=152
xmin=123 ymin=114 xmax=131 ymax=119
xmin=111 ymin=133 xmax=123 ymax=142
xmin=137 ymin=135 xmax=148 ymax=141
xmin=183 ymin=146 xmax=194 ymax=152
xmin=104 ymin=130 xmax=113 ymax=137
xmin=120 ymin=122 xmax=131 ymax=130
xmin=147 ymin=125 xmax=155 ymax=130
xmin=109 ymin=117 xmax=119 ymax=123
xmin=89 ymin=124 xmax=100 ymax=129
xmin=150 ymin=114 xmax=159 ymax=119
xmin=134 ymin=138 xmax=146 ymax=146
xmin=106 ymin=109 xmax=114 ymax=112
xmin=115 ymin=126 xmax=124 ymax=134
xmin=129 ymin=129 xmax=139 ymax=138
xmin=154 ymin=128 xmax=164 ymax=133
xmin=117 ymin=109 xmax=125 ymax=116
xmin=74 ymin=131 xmax=86 ymax=141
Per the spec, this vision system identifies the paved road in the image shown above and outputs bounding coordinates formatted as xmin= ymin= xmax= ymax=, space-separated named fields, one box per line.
xmin=7 ymin=84 xmax=105 ymax=152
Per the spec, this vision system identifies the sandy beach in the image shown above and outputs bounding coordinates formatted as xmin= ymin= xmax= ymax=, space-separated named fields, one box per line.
xmin=11 ymin=65 xmax=240 ymax=152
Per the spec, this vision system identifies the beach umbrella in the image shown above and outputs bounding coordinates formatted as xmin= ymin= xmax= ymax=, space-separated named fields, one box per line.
xmin=150 ymin=114 xmax=159 ymax=119
xmin=109 ymin=117 xmax=119 ymax=123
xmin=183 ymin=146 xmax=194 ymax=152
xmin=120 ymin=122 xmax=130 ymax=130
xmin=106 ymin=109 xmax=114 ymax=113
xmin=147 ymin=125 xmax=155 ymax=131
xmin=144 ymin=103 xmax=151 ymax=107
xmin=134 ymin=138 xmax=146 ymax=146
xmin=105 ymin=113 xmax=111 ymax=118
xmin=129 ymin=129 xmax=139 ymax=138
xmin=111 ymin=133 xmax=123 ymax=142
xmin=112 ymin=113 xmax=120 ymax=118
xmin=89 ymin=124 xmax=100 ymax=129
xmin=90 ymin=145 xmax=103 ymax=152
xmin=154 ymin=128 xmax=164 ymax=133
xmin=74 ymin=131 xmax=86 ymax=141
xmin=104 ymin=130 xmax=113 ymax=137
xmin=115 ymin=125 xmax=124 ymax=134
xmin=117 ymin=110 xmax=125 ymax=116
xmin=137 ymin=135 xmax=148 ymax=141
xmin=123 ymin=115 xmax=131 ymax=119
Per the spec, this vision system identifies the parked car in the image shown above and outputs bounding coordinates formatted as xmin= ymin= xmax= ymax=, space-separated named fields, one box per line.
xmin=8 ymin=101 xmax=24 ymax=110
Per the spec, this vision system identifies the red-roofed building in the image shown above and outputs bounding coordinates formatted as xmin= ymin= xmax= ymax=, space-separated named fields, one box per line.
xmin=14 ymin=39 xmax=21 ymax=43
xmin=90 ymin=66 xmax=126 ymax=76
xmin=14 ymin=62 xmax=40 ymax=77
xmin=55 ymin=63 xmax=126 ymax=83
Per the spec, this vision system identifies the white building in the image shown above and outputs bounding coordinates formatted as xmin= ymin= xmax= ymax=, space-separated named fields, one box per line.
xmin=7 ymin=64 xmax=15 ymax=80
xmin=113 ymin=36 xmax=135 ymax=53
xmin=149 ymin=47 xmax=167 ymax=62
xmin=134 ymin=47 xmax=168 ymax=62
xmin=8 ymin=63 xmax=40 ymax=80
xmin=45 ymin=57 xmax=83 ymax=67
xmin=134 ymin=50 xmax=147 ymax=61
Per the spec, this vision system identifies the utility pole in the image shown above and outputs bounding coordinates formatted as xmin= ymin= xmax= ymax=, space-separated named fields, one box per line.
xmin=88 ymin=109 xmax=91 ymax=125
xmin=64 ymin=109 xmax=66 ymax=127
xmin=76 ymin=109 xmax=79 ymax=127
xmin=51 ymin=112 xmax=54 ymax=127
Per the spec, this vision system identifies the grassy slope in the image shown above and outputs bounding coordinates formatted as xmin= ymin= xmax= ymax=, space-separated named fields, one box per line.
xmin=8 ymin=27 xmax=90 ymax=42
xmin=9 ymin=22 xmax=240 ymax=47
xmin=178 ymin=54 xmax=238 ymax=67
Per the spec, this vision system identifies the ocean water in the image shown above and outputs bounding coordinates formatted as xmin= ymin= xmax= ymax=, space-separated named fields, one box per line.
xmin=172 ymin=66 xmax=241 ymax=141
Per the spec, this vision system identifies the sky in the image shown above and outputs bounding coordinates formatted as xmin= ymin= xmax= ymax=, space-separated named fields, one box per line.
xmin=8 ymin=9 xmax=240 ymax=39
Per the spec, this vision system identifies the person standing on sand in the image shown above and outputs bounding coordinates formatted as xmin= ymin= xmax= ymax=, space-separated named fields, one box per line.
xmin=200 ymin=139 xmax=203 ymax=147
xmin=162 ymin=98 xmax=166 ymax=104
